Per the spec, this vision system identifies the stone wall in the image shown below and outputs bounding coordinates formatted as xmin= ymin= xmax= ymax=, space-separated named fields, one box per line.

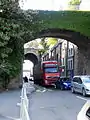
xmin=8 ymin=75 xmax=22 ymax=89
xmin=75 ymin=48 xmax=90 ymax=75
xmin=74 ymin=45 xmax=79 ymax=75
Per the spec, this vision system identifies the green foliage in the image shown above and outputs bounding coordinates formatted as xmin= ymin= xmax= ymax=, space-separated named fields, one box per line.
xmin=38 ymin=37 xmax=58 ymax=56
xmin=38 ymin=11 xmax=90 ymax=38
xmin=68 ymin=0 xmax=81 ymax=5
xmin=38 ymin=38 xmax=49 ymax=55
xmin=0 ymin=0 xmax=42 ymax=88
xmin=0 ymin=17 xmax=24 ymax=87
xmin=47 ymin=37 xmax=58 ymax=49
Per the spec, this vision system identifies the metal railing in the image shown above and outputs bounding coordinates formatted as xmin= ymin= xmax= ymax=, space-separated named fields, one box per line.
xmin=20 ymin=83 xmax=30 ymax=120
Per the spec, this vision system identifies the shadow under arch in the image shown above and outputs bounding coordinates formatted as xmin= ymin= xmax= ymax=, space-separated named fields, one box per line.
xmin=37 ymin=28 xmax=90 ymax=49
xmin=24 ymin=53 xmax=38 ymax=66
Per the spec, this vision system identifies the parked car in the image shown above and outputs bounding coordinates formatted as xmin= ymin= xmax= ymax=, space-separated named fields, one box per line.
xmin=77 ymin=100 xmax=90 ymax=120
xmin=55 ymin=77 xmax=71 ymax=90
xmin=71 ymin=75 xmax=90 ymax=96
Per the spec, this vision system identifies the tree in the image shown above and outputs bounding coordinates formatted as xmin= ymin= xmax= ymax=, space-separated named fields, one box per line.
xmin=47 ymin=37 xmax=58 ymax=49
xmin=38 ymin=37 xmax=58 ymax=56
xmin=0 ymin=0 xmax=42 ymax=88
xmin=38 ymin=38 xmax=49 ymax=56
xmin=68 ymin=0 xmax=81 ymax=10
xmin=68 ymin=0 xmax=81 ymax=5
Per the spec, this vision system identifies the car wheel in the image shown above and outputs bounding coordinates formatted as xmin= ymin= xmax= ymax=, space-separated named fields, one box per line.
xmin=55 ymin=82 xmax=60 ymax=89
xmin=82 ymin=88 xmax=86 ymax=97
xmin=60 ymin=85 xmax=64 ymax=90
xmin=56 ymin=84 xmax=60 ymax=89
xmin=71 ymin=87 xmax=75 ymax=93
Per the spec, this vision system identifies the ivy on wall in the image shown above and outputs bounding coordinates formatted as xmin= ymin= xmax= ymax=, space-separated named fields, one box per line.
xmin=0 ymin=0 xmax=42 ymax=88
xmin=38 ymin=10 xmax=90 ymax=38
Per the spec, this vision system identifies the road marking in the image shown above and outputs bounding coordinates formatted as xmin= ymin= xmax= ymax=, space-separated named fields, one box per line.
xmin=36 ymin=89 xmax=47 ymax=93
xmin=0 ymin=114 xmax=19 ymax=120
xmin=48 ymin=89 xmax=53 ymax=91
xmin=76 ymin=96 xmax=87 ymax=101
xmin=17 ymin=103 xmax=21 ymax=106
xmin=42 ymin=89 xmax=47 ymax=92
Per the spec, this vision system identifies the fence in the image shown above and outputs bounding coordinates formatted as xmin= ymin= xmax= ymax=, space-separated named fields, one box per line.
xmin=20 ymin=83 xmax=30 ymax=120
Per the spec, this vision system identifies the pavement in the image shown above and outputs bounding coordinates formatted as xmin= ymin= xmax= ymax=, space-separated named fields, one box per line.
xmin=28 ymin=85 xmax=90 ymax=120
xmin=0 ymin=89 xmax=21 ymax=120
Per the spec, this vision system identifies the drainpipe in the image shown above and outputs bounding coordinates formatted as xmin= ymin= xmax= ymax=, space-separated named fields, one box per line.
xmin=65 ymin=41 xmax=69 ymax=77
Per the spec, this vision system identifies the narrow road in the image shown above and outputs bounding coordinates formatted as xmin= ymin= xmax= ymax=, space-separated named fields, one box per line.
xmin=0 ymin=89 xmax=21 ymax=120
xmin=29 ymin=86 xmax=90 ymax=120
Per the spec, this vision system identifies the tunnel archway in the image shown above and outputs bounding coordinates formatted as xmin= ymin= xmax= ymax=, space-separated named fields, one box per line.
xmin=24 ymin=53 xmax=38 ymax=66
xmin=38 ymin=28 xmax=90 ymax=49
xmin=24 ymin=27 xmax=90 ymax=75
xmin=36 ymin=28 xmax=90 ymax=75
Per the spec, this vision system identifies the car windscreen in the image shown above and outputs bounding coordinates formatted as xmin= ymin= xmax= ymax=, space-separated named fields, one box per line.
xmin=63 ymin=78 xmax=71 ymax=82
xmin=45 ymin=67 xmax=58 ymax=73
xmin=82 ymin=77 xmax=90 ymax=83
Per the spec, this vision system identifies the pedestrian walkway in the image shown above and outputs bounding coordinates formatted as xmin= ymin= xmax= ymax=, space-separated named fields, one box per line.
xmin=0 ymin=89 xmax=21 ymax=120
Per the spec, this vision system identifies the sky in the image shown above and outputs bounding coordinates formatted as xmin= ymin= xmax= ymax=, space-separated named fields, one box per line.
xmin=19 ymin=0 xmax=90 ymax=11
xmin=80 ymin=0 xmax=90 ymax=11
xmin=19 ymin=0 xmax=69 ymax=10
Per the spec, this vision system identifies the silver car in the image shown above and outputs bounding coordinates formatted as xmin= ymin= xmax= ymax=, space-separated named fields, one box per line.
xmin=71 ymin=75 xmax=90 ymax=96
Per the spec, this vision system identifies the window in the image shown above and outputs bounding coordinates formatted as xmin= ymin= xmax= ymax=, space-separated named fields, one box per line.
xmin=73 ymin=77 xmax=82 ymax=84
xmin=45 ymin=67 xmax=58 ymax=73
xmin=62 ymin=58 xmax=65 ymax=65
xmin=68 ymin=49 xmax=70 ymax=56
xmin=57 ymin=54 xmax=58 ymax=61
xmin=78 ymin=78 xmax=82 ymax=84
xmin=68 ymin=61 xmax=70 ymax=69
xmin=70 ymin=60 xmax=73 ymax=69
xmin=68 ymin=48 xmax=73 ymax=56
xmin=82 ymin=77 xmax=90 ymax=83
xmin=68 ymin=59 xmax=73 ymax=70
xmin=73 ymin=78 xmax=78 ymax=83
xmin=71 ymin=48 xmax=73 ymax=55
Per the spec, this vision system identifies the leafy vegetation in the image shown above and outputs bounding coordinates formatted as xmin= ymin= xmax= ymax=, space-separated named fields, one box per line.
xmin=38 ymin=10 xmax=90 ymax=38
xmin=47 ymin=38 xmax=58 ymax=49
xmin=24 ymin=37 xmax=58 ymax=56
xmin=68 ymin=0 xmax=81 ymax=5
xmin=38 ymin=37 xmax=58 ymax=56
xmin=0 ymin=0 xmax=42 ymax=88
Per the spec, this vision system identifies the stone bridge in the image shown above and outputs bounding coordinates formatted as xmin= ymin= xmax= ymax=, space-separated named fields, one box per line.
xmin=24 ymin=9 xmax=90 ymax=75
xmin=24 ymin=47 xmax=40 ymax=65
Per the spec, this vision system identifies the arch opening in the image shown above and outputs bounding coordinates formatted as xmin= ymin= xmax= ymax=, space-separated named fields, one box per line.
xmin=24 ymin=27 xmax=90 ymax=78
xmin=35 ymin=28 xmax=90 ymax=76
xmin=24 ymin=53 xmax=38 ymax=66
xmin=38 ymin=28 xmax=90 ymax=49
xmin=23 ymin=53 xmax=38 ymax=79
